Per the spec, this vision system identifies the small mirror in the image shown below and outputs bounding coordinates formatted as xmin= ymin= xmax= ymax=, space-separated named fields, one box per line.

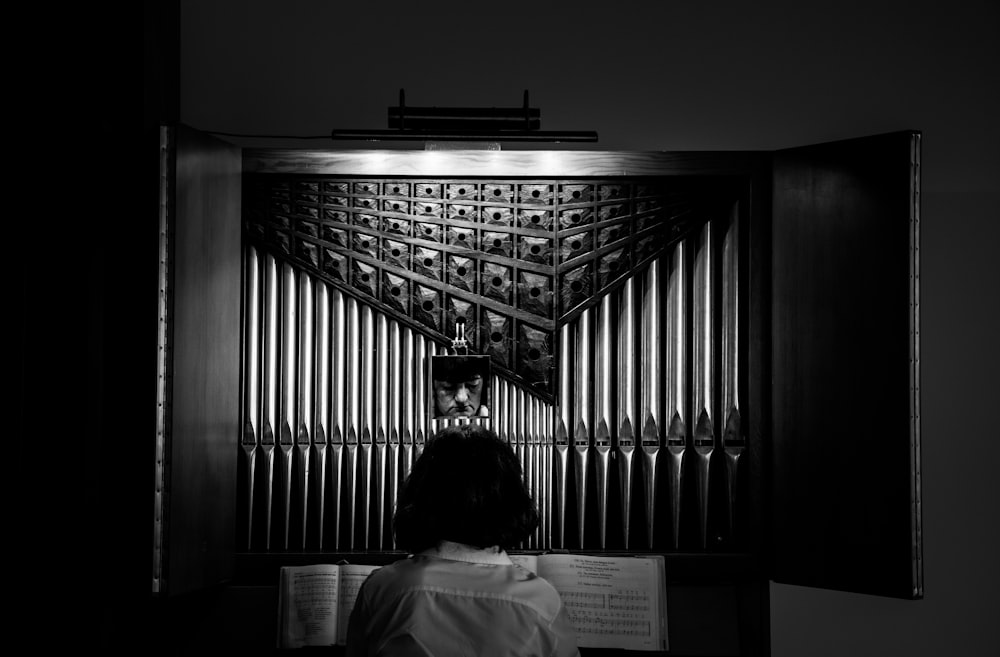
xmin=429 ymin=355 xmax=491 ymax=418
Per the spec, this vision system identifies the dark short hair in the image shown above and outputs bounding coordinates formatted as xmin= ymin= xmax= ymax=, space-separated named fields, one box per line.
xmin=432 ymin=355 xmax=489 ymax=382
xmin=393 ymin=424 xmax=538 ymax=553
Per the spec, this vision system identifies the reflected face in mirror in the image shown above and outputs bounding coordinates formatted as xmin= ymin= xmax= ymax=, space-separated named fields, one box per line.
xmin=433 ymin=374 xmax=484 ymax=417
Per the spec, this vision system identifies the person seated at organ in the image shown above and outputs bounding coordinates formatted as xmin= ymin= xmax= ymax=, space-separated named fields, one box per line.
xmin=346 ymin=424 xmax=580 ymax=657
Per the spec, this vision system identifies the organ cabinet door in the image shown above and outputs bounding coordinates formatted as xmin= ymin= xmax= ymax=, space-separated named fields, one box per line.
xmin=153 ymin=125 xmax=242 ymax=597
xmin=152 ymin=125 xmax=921 ymax=653
xmin=769 ymin=131 xmax=922 ymax=599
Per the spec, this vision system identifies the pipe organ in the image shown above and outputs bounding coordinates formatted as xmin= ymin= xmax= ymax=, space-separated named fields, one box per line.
xmin=152 ymin=129 xmax=922 ymax=656
xmin=240 ymin=174 xmax=747 ymax=554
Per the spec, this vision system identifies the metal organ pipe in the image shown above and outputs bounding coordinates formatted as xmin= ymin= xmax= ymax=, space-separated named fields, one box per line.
xmin=414 ymin=333 xmax=426 ymax=449
xmin=330 ymin=288 xmax=346 ymax=550
xmin=502 ymin=379 xmax=510 ymax=442
xmin=331 ymin=288 xmax=346 ymax=440
xmin=525 ymin=389 xmax=535 ymax=549
xmin=693 ymin=222 xmax=715 ymax=550
xmin=261 ymin=254 xmax=279 ymax=551
xmin=278 ymin=263 xmax=298 ymax=551
xmin=664 ymin=241 xmax=688 ymax=550
xmin=531 ymin=395 xmax=540 ymax=549
xmin=618 ymin=278 xmax=637 ymax=428
xmin=722 ymin=211 xmax=743 ymax=543
xmin=639 ymin=259 xmax=663 ymax=549
xmin=362 ymin=307 xmax=376 ymax=437
xmin=314 ymin=283 xmax=331 ymax=550
xmin=347 ymin=298 xmax=361 ymax=437
xmin=373 ymin=312 xmax=390 ymax=550
xmin=594 ymin=294 xmax=614 ymax=549
xmin=401 ymin=324 xmax=415 ymax=482
xmin=542 ymin=403 xmax=553 ymax=549
xmin=502 ymin=379 xmax=512 ymax=445
xmin=554 ymin=324 xmax=572 ymax=549
xmin=495 ymin=377 xmax=505 ymax=441
xmin=617 ymin=277 xmax=637 ymax=548
xmin=387 ymin=320 xmax=402 ymax=549
xmin=343 ymin=296 xmax=360 ymax=550
xmin=241 ymin=246 xmax=262 ymax=550
xmin=427 ymin=341 xmax=439 ymax=435
xmin=539 ymin=399 xmax=548 ymax=548
xmin=573 ymin=308 xmax=593 ymax=550
xmin=296 ymin=273 xmax=314 ymax=550
xmin=515 ymin=388 xmax=534 ymax=548
xmin=357 ymin=306 xmax=376 ymax=550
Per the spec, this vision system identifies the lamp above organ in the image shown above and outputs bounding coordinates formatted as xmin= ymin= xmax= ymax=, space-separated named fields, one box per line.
xmin=328 ymin=90 xmax=599 ymax=143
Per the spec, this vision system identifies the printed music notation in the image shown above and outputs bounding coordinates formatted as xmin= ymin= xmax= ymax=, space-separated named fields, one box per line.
xmin=291 ymin=572 xmax=339 ymax=617
xmin=279 ymin=563 xmax=382 ymax=649
xmin=609 ymin=592 xmax=652 ymax=612
xmin=340 ymin=571 xmax=371 ymax=606
xmin=510 ymin=553 xmax=666 ymax=650
xmin=562 ymin=590 xmax=654 ymax=636
xmin=336 ymin=566 xmax=381 ymax=644
xmin=286 ymin=570 xmax=340 ymax=645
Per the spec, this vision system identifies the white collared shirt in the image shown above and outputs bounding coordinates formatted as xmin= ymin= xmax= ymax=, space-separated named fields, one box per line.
xmin=419 ymin=540 xmax=513 ymax=565
xmin=346 ymin=542 xmax=580 ymax=657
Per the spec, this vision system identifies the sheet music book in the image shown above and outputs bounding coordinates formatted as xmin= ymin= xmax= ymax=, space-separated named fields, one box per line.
xmin=510 ymin=553 xmax=669 ymax=651
xmin=276 ymin=563 xmax=380 ymax=648
xmin=277 ymin=554 xmax=667 ymax=651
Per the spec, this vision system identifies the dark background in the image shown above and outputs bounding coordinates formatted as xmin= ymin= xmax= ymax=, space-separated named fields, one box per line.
xmin=41 ymin=1 xmax=998 ymax=655
xmin=174 ymin=2 xmax=1000 ymax=654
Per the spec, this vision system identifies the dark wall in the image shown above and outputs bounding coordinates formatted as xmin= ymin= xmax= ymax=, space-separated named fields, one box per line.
xmin=14 ymin=2 xmax=162 ymax=652
xmin=133 ymin=1 xmax=1000 ymax=655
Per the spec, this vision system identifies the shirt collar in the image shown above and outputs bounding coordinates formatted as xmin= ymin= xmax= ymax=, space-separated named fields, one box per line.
xmin=418 ymin=540 xmax=513 ymax=565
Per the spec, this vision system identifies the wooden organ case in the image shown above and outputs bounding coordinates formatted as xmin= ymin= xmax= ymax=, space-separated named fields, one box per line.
xmin=152 ymin=126 xmax=922 ymax=656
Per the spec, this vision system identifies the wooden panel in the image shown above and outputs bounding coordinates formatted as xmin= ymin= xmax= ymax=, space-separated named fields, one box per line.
xmin=770 ymin=131 xmax=921 ymax=598
xmin=163 ymin=125 xmax=242 ymax=595
xmin=243 ymin=149 xmax=758 ymax=177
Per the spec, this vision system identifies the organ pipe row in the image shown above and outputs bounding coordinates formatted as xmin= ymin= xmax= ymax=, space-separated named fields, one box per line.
xmin=241 ymin=245 xmax=555 ymax=551
xmin=240 ymin=211 xmax=743 ymax=553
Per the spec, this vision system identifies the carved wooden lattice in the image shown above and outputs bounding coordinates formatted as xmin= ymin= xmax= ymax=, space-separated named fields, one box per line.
xmin=244 ymin=176 xmax=703 ymax=399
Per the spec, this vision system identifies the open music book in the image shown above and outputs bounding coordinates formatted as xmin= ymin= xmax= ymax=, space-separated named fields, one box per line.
xmin=278 ymin=553 xmax=667 ymax=651
xmin=276 ymin=563 xmax=380 ymax=648
xmin=510 ymin=553 xmax=669 ymax=652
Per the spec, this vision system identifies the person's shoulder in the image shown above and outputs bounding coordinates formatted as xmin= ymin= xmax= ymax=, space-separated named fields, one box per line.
xmin=362 ymin=556 xmax=429 ymax=590
xmin=496 ymin=566 xmax=567 ymax=621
